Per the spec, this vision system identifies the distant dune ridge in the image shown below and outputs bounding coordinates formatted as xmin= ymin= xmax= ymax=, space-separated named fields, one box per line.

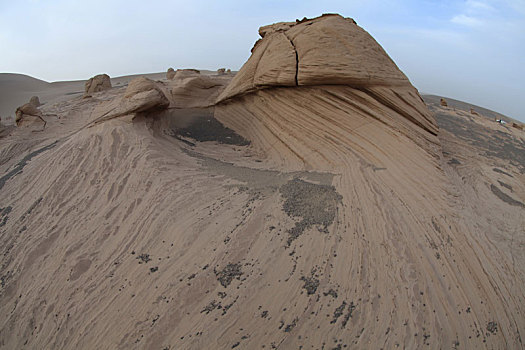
xmin=0 ymin=14 xmax=524 ymax=349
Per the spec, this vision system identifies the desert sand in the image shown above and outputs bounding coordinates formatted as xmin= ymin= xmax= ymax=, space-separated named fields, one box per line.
xmin=0 ymin=14 xmax=524 ymax=349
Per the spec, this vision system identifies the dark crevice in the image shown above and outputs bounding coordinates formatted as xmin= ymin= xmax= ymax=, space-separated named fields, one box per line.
xmin=283 ymin=32 xmax=299 ymax=86
xmin=0 ymin=141 xmax=58 ymax=191
xmin=490 ymin=184 xmax=524 ymax=207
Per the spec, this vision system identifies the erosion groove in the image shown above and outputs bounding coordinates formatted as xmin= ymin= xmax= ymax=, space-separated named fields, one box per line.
xmin=283 ymin=32 xmax=299 ymax=86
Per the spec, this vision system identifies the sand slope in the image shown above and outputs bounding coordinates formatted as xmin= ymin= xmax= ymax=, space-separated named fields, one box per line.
xmin=0 ymin=14 xmax=524 ymax=350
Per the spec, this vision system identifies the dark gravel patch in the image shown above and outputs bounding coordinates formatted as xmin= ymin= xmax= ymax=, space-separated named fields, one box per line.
xmin=0 ymin=206 xmax=12 ymax=227
xmin=0 ymin=141 xmax=57 ymax=191
xmin=215 ymin=263 xmax=242 ymax=287
xmin=284 ymin=318 xmax=298 ymax=332
xmin=20 ymin=197 xmax=42 ymax=221
xmin=137 ymin=253 xmax=151 ymax=263
xmin=300 ymin=276 xmax=319 ymax=295
xmin=341 ymin=301 xmax=356 ymax=328
xmin=201 ymin=300 xmax=219 ymax=314
xmin=330 ymin=301 xmax=347 ymax=324
xmin=493 ymin=168 xmax=513 ymax=177
xmin=174 ymin=115 xmax=250 ymax=146
xmin=487 ymin=321 xmax=498 ymax=334
xmin=280 ymin=178 xmax=342 ymax=245
xmin=324 ymin=289 xmax=338 ymax=298
xmin=490 ymin=184 xmax=524 ymax=207
xmin=497 ymin=180 xmax=513 ymax=192
xmin=433 ymin=110 xmax=525 ymax=173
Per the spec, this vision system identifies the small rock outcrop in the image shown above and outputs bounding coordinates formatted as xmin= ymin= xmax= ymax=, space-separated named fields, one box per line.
xmin=217 ymin=68 xmax=226 ymax=75
xmin=470 ymin=108 xmax=479 ymax=116
xmin=85 ymin=74 xmax=112 ymax=95
xmin=119 ymin=77 xmax=170 ymax=114
xmin=93 ymin=77 xmax=169 ymax=123
xmin=15 ymin=102 xmax=46 ymax=128
xmin=170 ymin=75 xmax=227 ymax=108
xmin=440 ymin=98 xmax=448 ymax=107
xmin=173 ymin=69 xmax=201 ymax=80
xmin=511 ymin=122 xmax=523 ymax=130
xmin=167 ymin=68 xmax=176 ymax=80
xmin=29 ymin=96 xmax=41 ymax=107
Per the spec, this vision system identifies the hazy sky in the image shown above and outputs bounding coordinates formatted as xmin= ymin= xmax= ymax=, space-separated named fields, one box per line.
xmin=1 ymin=0 xmax=524 ymax=121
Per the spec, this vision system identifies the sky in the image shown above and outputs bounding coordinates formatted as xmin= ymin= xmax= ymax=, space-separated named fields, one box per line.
xmin=1 ymin=0 xmax=524 ymax=121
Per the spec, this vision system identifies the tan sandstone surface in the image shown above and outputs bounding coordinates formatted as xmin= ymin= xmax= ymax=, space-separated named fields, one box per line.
xmin=0 ymin=14 xmax=523 ymax=350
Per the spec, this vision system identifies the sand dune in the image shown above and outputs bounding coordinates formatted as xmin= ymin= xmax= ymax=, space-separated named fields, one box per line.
xmin=0 ymin=14 xmax=523 ymax=349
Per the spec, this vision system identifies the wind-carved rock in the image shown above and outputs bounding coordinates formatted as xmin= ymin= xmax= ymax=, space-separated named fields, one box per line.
xmin=93 ymin=77 xmax=169 ymax=124
xmin=215 ymin=14 xmax=439 ymax=171
xmin=178 ymin=69 xmax=200 ymax=78
xmin=15 ymin=96 xmax=47 ymax=129
xmin=84 ymin=74 xmax=112 ymax=96
xmin=167 ymin=68 xmax=176 ymax=80
xmin=29 ymin=96 xmax=41 ymax=107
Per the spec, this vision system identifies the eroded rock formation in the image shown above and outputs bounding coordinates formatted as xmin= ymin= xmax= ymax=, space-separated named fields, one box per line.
xmin=173 ymin=69 xmax=200 ymax=80
xmin=0 ymin=13 xmax=522 ymax=350
xmin=84 ymin=73 xmax=112 ymax=96
xmin=29 ymin=96 xmax=41 ymax=107
xmin=166 ymin=68 xmax=176 ymax=80
xmin=169 ymin=75 xmax=228 ymax=108
xmin=216 ymin=14 xmax=439 ymax=170
xmin=92 ymin=77 xmax=169 ymax=123
xmin=15 ymin=96 xmax=46 ymax=128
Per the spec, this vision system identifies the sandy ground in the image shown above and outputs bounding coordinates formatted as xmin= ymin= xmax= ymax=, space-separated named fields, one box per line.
xmin=0 ymin=14 xmax=523 ymax=348
xmin=0 ymin=72 xmax=522 ymax=349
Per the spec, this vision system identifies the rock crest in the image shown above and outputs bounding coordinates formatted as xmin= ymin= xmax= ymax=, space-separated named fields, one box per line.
xmin=215 ymin=14 xmax=439 ymax=170
xmin=173 ymin=69 xmax=200 ymax=80
xmin=218 ymin=14 xmax=411 ymax=103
